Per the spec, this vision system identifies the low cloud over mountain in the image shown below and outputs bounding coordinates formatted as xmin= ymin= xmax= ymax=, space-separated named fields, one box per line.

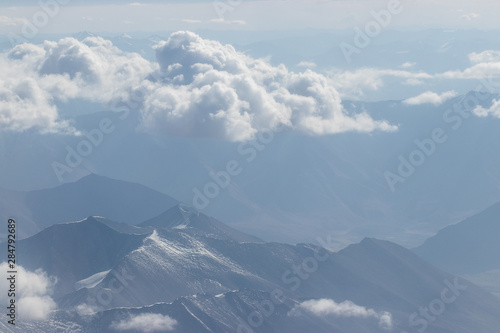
xmin=0 ymin=31 xmax=395 ymax=140
xmin=289 ymin=298 xmax=392 ymax=330
xmin=0 ymin=263 xmax=57 ymax=321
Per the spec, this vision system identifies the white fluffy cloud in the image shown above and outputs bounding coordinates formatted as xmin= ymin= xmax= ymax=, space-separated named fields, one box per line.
xmin=22 ymin=36 xmax=152 ymax=104
xmin=3 ymin=33 xmax=499 ymax=138
xmin=460 ymin=12 xmax=480 ymax=21
xmin=0 ymin=31 xmax=395 ymax=140
xmin=0 ymin=263 xmax=57 ymax=321
xmin=0 ymin=74 xmax=68 ymax=133
xmin=403 ymin=90 xmax=458 ymax=106
xmin=328 ymin=50 xmax=500 ymax=99
xmin=0 ymin=16 xmax=28 ymax=27
xmin=400 ymin=62 xmax=416 ymax=68
xmin=76 ymin=303 xmax=100 ymax=316
xmin=297 ymin=61 xmax=317 ymax=68
xmin=210 ymin=18 xmax=247 ymax=25
xmin=138 ymin=31 xmax=396 ymax=140
xmin=110 ymin=313 xmax=177 ymax=332
xmin=439 ymin=63 xmax=500 ymax=79
xmin=289 ymin=298 xmax=392 ymax=330
xmin=469 ymin=50 xmax=500 ymax=64
xmin=473 ymin=99 xmax=500 ymax=118
xmin=328 ymin=68 xmax=433 ymax=99
xmin=1 ymin=36 xmax=153 ymax=134
xmin=439 ymin=51 xmax=500 ymax=79
xmin=404 ymin=78 xmax=425 ymax=86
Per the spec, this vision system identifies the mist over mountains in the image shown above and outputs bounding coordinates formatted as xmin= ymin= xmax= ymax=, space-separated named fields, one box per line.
xmin=414 ymin=202 xmax=500 ymax=297
xmin=0 ymin=26 xmax=499 ymax=333
xmin=0 ymin=174 xmax=177 ymax=239
xmin=1 ymin=90 xmax=499 ymax=247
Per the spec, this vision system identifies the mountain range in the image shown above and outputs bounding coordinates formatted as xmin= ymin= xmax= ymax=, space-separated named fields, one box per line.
xmin=0 ymin=174 xmax=177 ymax=240
xmin=2 ymin=200 xmax=500 ymax=332
xmin=413 ymin=202 xmax=500 ymax=297
xmin=1 ymin=91 xmax=499 ymax=248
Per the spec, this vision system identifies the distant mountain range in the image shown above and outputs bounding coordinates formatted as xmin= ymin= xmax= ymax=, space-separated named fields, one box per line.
xmin=138 ymin=204 xmax=262 ymax=243
xmin=413 ymin=202 xmax=500 ymax=297
xmin=0 ymin=174 xmax=177 ymax=240
xmin=2 ymin=204 xmax=500 ymax=332
xmin=1 ymin=92 xmax=499 ymax=247
xmin=1 ymin=30 xmax=500 ymax=333
xmin=413 ymin=202 xmax=500 ymax=275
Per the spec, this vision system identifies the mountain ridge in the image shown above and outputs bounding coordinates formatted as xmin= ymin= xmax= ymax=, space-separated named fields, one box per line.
xmin=6 ymin=212 xmax=498 ymax=333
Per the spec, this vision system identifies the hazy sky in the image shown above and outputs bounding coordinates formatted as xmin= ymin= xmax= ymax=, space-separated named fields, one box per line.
xmin=1 ymin=0 xmax=499 ymax=34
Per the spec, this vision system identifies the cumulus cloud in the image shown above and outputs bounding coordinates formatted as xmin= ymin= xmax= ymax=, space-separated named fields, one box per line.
xmin=110 ymin=313 xmax=177 ymax=332
xmin=209 ymin=18 xmax=247 ymax=25
xmin=404 ymin=78 xmax=425 ymax=86
xmin=473 ymin=99 xmax=500 ymax=118
xmin=297 ymin=61 xmax=317 ymax=68
xmin=76 ymin=303 xmax=100 ymax=316
xmin=4 ymin=33 xmax=500 ymax=139
xmin=403 ymin=90 xmax=458 ymax=106
xmin=0 ymin=32 xmax=395 ymax=139
xmin=182 ymin=18 xmax=202 ymax=24
xmin=328 ymin=49 xmax=500 ymax=99
xmin=138 ymin=31 xmax=396 ymax=140
xmin=438 ymin=51 xmax=500 ymax=79
xmin=0 ymin=16 xmax=28 ymax=27
xmin=469 ymin=50 xmax=500 ymax=64
xmin=0 ymin=263 xmax=57 ymax=321
xmin=460 ymin=12 xmax=480 ymax=21
xmin=0 ymin=36 xmax=153 ymax=134
xmin=289 ymin=298 xmax=392 ymax=330
xmin=400 ymin=62 xmax=416 ymax=68
xmin=35 ymin=37 xmax=153 ymax=102
xmin=328 ymin=68 xmax=432 ymax=99
xmin=439 ymin=63 xmax=500 ymax=79
xmin=0 ymin=74 xmax=70 ymax=133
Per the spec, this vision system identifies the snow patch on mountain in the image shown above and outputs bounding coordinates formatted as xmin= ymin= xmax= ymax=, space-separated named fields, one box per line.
xmin=74 ymin=270 xmax=111 ymax=290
